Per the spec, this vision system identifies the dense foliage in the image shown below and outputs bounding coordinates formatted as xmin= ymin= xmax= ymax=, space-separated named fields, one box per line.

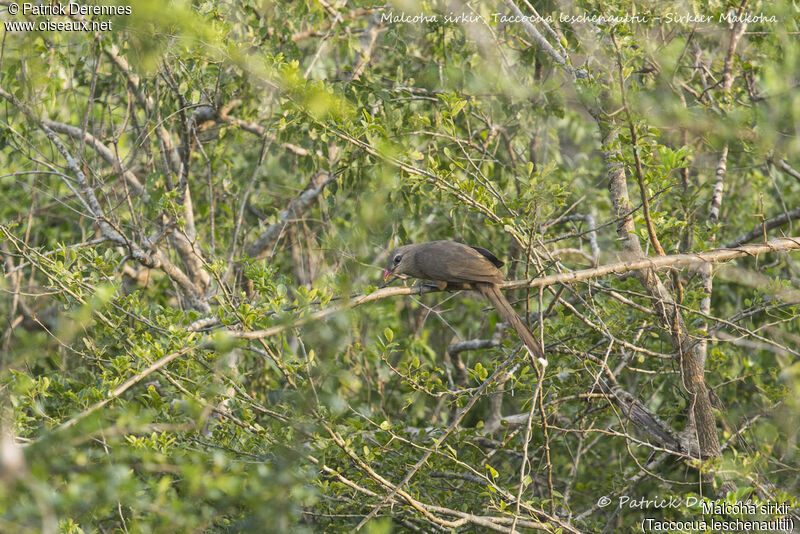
xmin=1 ymin=0 xmax=798 ymax=532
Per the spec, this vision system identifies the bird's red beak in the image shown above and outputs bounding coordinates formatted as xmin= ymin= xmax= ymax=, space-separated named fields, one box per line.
xmin=382 ymin=269 xmax=392 ymax=281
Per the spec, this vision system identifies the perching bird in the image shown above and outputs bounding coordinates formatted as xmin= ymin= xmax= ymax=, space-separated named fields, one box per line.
xmin=382 ymin=240 xmax=545 ymax=363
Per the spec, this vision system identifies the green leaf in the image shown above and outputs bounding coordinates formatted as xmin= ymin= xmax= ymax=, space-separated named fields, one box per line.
xmin=485 ymin=464 xmax=498 ymax=478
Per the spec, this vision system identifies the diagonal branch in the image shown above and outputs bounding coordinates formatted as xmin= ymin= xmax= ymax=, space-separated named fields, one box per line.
xmin=216 ymin=100 xmax=309 ymax=155
xmin=774 ymin=158 xmax=800 ymax=183
xmin=503 ymin=0 xmax=565 ymax=67
xmin=42 ymin=119 xmax=147 ymax=197
xmin=57 ymin=344 xmax=197 ymax=431
xmin=246 ymin=171 xmax=338 ymax=260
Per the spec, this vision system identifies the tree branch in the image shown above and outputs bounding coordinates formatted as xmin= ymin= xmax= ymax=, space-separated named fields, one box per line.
xmin=222 ymin=238 xmax=800 ymax=341
xmin=246 ymin=171 xmax=337 ymax=260
xmin=0 ymin=87 xmax=210 ymax=312
xmin=41 ymin=119 xmax=147 ymax=197
xmin=724 ymin=206 xmax=800 ymax=248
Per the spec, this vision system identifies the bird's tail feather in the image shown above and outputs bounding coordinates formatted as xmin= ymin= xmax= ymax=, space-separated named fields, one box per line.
xmin=477 ymin=283 xmax=545 ymax=362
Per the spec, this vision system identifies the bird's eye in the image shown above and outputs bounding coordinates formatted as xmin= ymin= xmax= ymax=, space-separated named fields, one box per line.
xmin=393 ymin=255 xmax=402 ymax=264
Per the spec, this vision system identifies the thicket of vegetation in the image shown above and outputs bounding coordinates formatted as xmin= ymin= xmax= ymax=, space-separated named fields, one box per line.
xmin=1 ymin=0 xmax=798 ymax=532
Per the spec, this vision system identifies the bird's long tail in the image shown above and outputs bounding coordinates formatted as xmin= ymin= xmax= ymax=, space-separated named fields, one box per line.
xmin=476 ymin=283 xmax=546 ymax=362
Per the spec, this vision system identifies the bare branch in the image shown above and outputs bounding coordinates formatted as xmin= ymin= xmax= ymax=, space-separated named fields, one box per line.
xmin=775 ymin=159 xmax=800 ymax=183
xmin=246 ymin=171 xmax=337 ymax=260
xmin=724 ymin=206 xmax=800 ymax=248
xmin=503 ymin=0 xmax=566 ymax=67
xmin=42 ymin=119 xmax=147 ymax=197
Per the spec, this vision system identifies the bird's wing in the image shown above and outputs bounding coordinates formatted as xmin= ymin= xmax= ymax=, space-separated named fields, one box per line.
xmin=416 ymin=241 xmax=504 ymax=284
xmin=471 ymin=246 xmax=505 ymax=268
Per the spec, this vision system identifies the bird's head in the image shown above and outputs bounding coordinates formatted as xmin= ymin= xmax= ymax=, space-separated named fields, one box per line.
xmin=382 ymin=244 xmax=415 ymax=281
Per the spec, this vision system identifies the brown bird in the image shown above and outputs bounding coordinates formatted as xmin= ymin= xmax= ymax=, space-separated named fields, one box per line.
xmin=383 ymin=240 xmax=546 ymax=363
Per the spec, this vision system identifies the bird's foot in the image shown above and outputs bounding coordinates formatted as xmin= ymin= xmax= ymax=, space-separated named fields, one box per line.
xmin=416 ymin=281 xmax=447 ymax=292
